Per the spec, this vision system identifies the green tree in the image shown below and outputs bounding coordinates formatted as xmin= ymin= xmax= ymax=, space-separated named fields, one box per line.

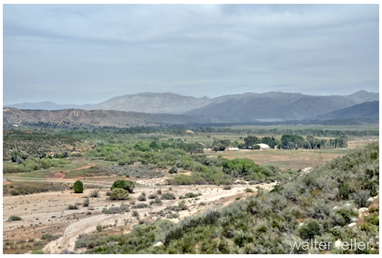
xmin=244 ymin=136 xmax=260 ymax=148
xmin=111 ymin=180 xmax=135 ymax=193
xmin=73 ymin=180 xmax=84 ymax=193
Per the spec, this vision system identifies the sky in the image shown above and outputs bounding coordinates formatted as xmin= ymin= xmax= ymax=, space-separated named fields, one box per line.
xmin=3 ymin=4 xmax=379 ymax=105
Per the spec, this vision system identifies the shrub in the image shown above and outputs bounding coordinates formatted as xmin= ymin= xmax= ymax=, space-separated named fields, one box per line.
xmin=148 ymin=194 xmax=157 ymax=199
xmin=83 ymin=197 xmax=89 ymax=207
xmin=178 ymin=200 xmax=188 ymax=210
xmin=157 ymin=189 xmax=162 ymax=195
xmin=11 ymin=190 xmax=20 ymax=196
xmin=41 ymin=234 xmax=53 ymax=241
xmin=111 ymin=180 xmax=135 ymax=193
xmin=223 ymin=185 xmax=232 ymax=190
xmin=365 ymin=215 xmax=379 ymax=226
xmin=169 ymin=167 xmax=178 ymax=174
xmin=73 ymin=180 xmax=84 ymax=193
xmin=351 ymin=190 xmax=370 ymax=208
xmin=132 ymin=203 xmax=149 ymax=209
xmin=161 ymin=193 xmax=176 ymax=200
xmin=102 ymin=203 xmax=130 ymax=214
xmin=8 ymin=215 xmax=22 ymax=221
xmin=67 ymin=204 xmax=78 ymax=210
xmin=179 ymin=192 xmax=202 ymax=199
xmin=110 ymin=188 xmax=129 ymax=200
xmin=132 ymin=210 xmax=139 ymax=217
xmin=369 ymin=207 xmax=379 ymax=213
xmin=90 ymin=191 xmax=99 ymax=198
xmin=137 ymin=194 xmax=147 ymax=201
xmin=96 ymin=225 xmax=102 ymax=232
xmin=167 ymin=213 xmax=180 ymax=219
xmin=150 ymin=197 xmax=163 ymax=206
xmin=298 ymin=220 xmax=321 ymax=240
xmin=245 ymin=188 xmax=254 ymax=193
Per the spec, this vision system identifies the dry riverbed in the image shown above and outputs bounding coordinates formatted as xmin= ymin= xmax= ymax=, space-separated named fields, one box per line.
xmin=3 ymin=183 xmax=276 ymax=254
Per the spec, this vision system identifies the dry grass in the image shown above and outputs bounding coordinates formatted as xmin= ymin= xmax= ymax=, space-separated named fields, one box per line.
xmin=207 ymin=148 xmax=351 ymax=170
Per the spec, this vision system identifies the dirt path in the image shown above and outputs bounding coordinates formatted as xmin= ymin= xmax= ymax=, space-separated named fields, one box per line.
xmin=45 ymin=163 xmax=96 ymax=179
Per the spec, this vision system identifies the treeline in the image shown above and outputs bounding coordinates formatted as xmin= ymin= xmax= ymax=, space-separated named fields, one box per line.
xmin=20 ymin=125 xmax=378 ymax=138
xmin=279 ymin=134 xmax=348 ymax=149
xmin=79 ymin=142 xmax=379 ymax=254
xmin=88 ymin=138 xmax=294 ymax=185
xmin=209 ymin=134 xmax=347 ymax=150
xmin=3 ymin=130 xmax=81 ymax=161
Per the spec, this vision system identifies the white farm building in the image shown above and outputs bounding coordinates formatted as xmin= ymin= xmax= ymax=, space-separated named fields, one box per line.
xmin=256 ymin=143 xmax=270 ymax=150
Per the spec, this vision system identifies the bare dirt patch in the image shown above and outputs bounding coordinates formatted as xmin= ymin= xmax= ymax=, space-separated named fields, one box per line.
xmin=3 ymin=182 xmax=275 ymax=254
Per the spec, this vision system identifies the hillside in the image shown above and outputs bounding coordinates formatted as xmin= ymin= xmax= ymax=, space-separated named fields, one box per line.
xmin=3 ymin=108 xmax=228 ymax=128
xmin=316 ymin=101 xmax=379 ymax=120
xmin=185 ymin=91 xmax=379 ymax=121
xmin=78 ymin=142 xmax=379 ymax=254
xmin=89 ymin=92 xmax=212 ymax=114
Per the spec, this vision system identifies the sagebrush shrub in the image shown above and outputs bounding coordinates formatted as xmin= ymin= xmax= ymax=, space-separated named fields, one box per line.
xmin=8 ymin=215 xmax=22 ymax=221
xmin=161 ymin=193 xmax=176 ymax=200
xmin=110 ymin=188 xmax=129 ymax=200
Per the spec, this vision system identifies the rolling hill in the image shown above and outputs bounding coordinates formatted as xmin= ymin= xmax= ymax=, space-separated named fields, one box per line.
xmin=3 ymin=108 xmax=228 ymax=128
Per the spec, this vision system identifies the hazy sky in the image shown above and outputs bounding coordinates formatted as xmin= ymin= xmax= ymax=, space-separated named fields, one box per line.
xmin=3 ymin=4 xmax=379 ymax=105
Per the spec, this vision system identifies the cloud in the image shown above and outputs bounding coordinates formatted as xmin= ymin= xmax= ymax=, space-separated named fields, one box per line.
xmin=3 ymin=4 xmax=379 ymax=104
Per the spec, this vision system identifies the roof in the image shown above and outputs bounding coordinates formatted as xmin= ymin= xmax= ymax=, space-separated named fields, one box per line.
xmin=257 ymin=143 xmax=270 ymax=148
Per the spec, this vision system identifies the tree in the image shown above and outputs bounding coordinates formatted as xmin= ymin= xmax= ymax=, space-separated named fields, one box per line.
xmin=73 ymin=180 xmax=84 ymax=193
xmin=111 ymin=180 xmax=135 ymax=193
xmin=280 ymin=134 xmax=305 ymax=149
xmin=11 ymin=150 xmax=27 ymax=162
xmin=244 ymin=136 xmax=260 ymax=148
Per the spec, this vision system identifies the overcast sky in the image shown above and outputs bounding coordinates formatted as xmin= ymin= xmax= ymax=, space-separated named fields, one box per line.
xmin=3 ymin=4 xmax=379 ymax=105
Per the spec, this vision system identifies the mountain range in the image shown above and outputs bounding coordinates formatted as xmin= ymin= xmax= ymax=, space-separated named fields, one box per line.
xmin=3 ymin=90 xmax=379 ymax=126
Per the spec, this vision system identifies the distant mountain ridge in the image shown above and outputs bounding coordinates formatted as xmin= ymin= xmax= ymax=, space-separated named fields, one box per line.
xmin=4 ymin=101 xmax=92 ymax=110
xmin=316 ymin=101 xmax=379 ymax=120
xmin=184 ymin=90 xmax=379 ymax=121
xmin=89 ymin=92 xmax=212 ymax=114
xmin=4 ymin=90 xmax=378 ymax=122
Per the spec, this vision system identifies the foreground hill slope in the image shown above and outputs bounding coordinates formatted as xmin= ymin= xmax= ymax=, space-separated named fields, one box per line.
xmin=3 ymin=108 xmax=227 ymax=128
xmin=81 ymin=142 xmax=379 ymax=254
